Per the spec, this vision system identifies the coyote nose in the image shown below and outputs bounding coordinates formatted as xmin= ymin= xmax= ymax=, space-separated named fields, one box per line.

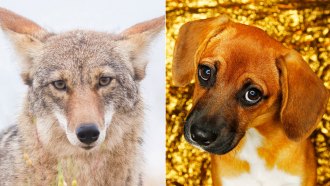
xmin=76 ymin=124 xmax=100 ymax=144
xmin=190 ymin=125 xmax=218 ymax=146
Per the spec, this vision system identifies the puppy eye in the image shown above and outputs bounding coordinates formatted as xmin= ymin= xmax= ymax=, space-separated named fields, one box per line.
xmin=198 ymin=65 xmax=212 ymax=81
xmin=243 ymin=87 xmax=262 ymax=106
xmin=198 ymin=64 xmax=215 ymax=87
xmin=52 ymin=80 xmax=67 ymax=91
xmin=99 ymin=77 xmax=112 ymax=87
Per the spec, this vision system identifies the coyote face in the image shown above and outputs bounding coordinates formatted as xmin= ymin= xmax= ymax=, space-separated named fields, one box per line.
xmin=0 ymin=8 xmax=164 ymax=151
xmin=31 ymin=31 xmax=142 ymax=149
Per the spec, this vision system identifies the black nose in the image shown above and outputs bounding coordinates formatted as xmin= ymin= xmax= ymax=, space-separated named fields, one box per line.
xmin=190 ymin=125 xmax=218 ymax=146
xmin=76 ymin=124 xmax=100 ymax=144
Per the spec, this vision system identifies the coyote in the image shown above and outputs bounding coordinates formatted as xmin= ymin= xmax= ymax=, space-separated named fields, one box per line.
xmin=0 ymin=8 xmax=164 ymax=186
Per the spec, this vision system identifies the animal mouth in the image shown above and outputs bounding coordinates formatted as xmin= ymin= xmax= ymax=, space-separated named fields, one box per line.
xmin=203 ymin=134 xmax=239 ymax=154
xmin=184 ymin=113 xmax=244 ymax=155
xmin=82 ymin=145 xmax=95 ymax=150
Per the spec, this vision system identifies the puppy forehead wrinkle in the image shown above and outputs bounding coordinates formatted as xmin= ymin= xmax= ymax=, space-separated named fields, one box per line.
xmin=201 ymin=23 xmax=263 ymax=56
xmin=207 ymin=39 xmax=280 ymax=87
xmin=208 ymin=26 xmax=237 ymax=44
xmin=235 ymin=73 xmax=271 ymax=94
xmin=191 ymin=24 xmax=229 ymax=69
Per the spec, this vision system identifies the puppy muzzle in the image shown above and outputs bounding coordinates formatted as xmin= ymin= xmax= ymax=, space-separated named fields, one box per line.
xmin=184 ymin=110 xmax=244 ymax=155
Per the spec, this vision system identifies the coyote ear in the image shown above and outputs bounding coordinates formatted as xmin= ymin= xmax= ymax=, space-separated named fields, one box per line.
xmin=120 ymin=16 xmax=165 ymax=81
xmin=0 ymin=8 xmax=51 ymax=84
xmin=172 ymin=15 xmax=229 ymax=86
xmin=276 ymin=50 xmax=329 ymax=141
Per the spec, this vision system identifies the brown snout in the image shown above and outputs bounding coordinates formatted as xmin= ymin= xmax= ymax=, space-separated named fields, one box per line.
xmin=184 ymin=102 xmax=244 ymax=155
xmin=67 ymin=88 xmax=104 ymax=144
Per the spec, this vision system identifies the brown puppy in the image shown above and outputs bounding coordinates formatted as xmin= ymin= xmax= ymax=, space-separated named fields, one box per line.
xmin=172 ymin=15 xmax=329 ymax=186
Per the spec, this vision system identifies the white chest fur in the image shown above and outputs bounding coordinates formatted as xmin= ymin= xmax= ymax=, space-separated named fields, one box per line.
xmin=221 ymin=129 xmax=301 ymax=186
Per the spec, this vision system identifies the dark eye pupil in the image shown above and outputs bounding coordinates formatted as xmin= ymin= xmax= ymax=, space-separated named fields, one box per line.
xmin=245 ymin=88 xmax=261 ymax=103
xmin=199 ymin=66 xmax=212 ymax=81
xmin=247 ymin=89 xmax=259 ymax=100
xmin=249 ymin=90 xmax=256 ymax=97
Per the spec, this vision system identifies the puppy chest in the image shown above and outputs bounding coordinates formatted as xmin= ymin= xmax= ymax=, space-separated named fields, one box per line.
xmin=220 ymin=129 xmax=301 ymax=186
xmin=221 ymin=168 xmax=301 ymax=186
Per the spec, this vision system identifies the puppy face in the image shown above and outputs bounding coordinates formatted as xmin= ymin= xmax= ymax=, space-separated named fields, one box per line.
xmin=185 ymin=24 xmax=284 ymax=154
xmin=173 ymin=16 xmax=328 ymax=155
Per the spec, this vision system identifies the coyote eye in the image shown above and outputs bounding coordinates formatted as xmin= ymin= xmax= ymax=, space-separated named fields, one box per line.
xmin=99 ymin=77 xmax=112 ymax=87
xmin=52 ymin=80 xmax=67 ymax=91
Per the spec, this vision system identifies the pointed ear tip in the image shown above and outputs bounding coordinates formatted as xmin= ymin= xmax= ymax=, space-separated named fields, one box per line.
xmin=0 ymin=7 xmax=11 ymax=18
xmin=0 ymin=7 xmax=19 ymax=27
xmin=148 ymin=15 xmax=165 ymax=31
xmin=0 ymin=8 xmax=11 ymax=29
xmin=154 ymin=15 xmax=165 ymax=23
xmin=144 ymin=16 xmax=165 ymax=27
xmin=0 ymin=7 xmax=47 ymax=37
xmin=121 ymin=16 xmax=164 ymax=37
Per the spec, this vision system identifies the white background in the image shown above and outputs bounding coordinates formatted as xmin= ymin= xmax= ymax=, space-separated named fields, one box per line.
xmin=0 ymin=1 xmax=165 ymax=185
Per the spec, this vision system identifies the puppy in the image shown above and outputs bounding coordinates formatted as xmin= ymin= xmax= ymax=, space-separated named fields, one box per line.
xmin=172 ymin=15 xmax=329 ymax=186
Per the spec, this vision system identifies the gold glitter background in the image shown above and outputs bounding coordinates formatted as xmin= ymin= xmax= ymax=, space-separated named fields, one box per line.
xmin=166 ymin=0 xmax=330 ymax=185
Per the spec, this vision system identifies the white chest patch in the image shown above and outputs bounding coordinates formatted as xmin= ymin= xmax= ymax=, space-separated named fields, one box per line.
xmin=221 ymin=129 xmax=301 ymax=186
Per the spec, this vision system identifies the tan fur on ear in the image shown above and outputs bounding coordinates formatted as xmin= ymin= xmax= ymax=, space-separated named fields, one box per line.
xmin=172 ymin=15 xmax=229 ymax=86
xmin=0 ymin=8 xmax=52 ymax=85
xmin=276 ymin=50 xmax=329 ymax=141
xmin=0 ymin=8 xmax=49 ymax=58
xmin=0 ymin=8 xmax=47 ymax=38
xmin=120 ymin=16 xmax=165 ymax=81
xmin=121 ymin=16 xmax=164 ymax=37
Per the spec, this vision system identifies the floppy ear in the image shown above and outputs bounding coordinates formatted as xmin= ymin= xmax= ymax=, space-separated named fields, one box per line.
xmin=172 ymin=15 xmax=229 ymax=86
xmin=120 ymin=16 xmax=164 ymax=81
xmin=0 ymin=7 xmax=51 ymax=85
xmin=276 ymin=50 xmax=329 ymax=141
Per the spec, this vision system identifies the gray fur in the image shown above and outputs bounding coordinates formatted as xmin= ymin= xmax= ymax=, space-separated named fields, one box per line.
xmin=0 ymin=7 xmax=164 ymax=186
